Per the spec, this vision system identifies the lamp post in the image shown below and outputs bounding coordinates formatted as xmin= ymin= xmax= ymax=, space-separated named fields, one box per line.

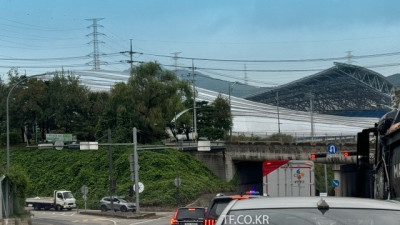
xmin=6 ymin=73 xmax=48 ymax=217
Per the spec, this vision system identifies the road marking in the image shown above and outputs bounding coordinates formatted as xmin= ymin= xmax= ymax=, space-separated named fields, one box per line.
xmin=129 ymin=216 xmax=167 ymax=225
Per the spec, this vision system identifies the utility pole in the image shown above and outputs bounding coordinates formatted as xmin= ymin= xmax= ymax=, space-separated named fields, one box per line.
xmin=107 ymin=129 xmax=115 ymax=214
xmin=133 ymin=127 xmax=140 ymax=213
xmin=120 ymin=39 xmax=136 ymax=75
xmin=228 ymin=82 xmax=237 ymax=141
xmin=129 ymin=39 xmax=134 ymax=73
xmin=276 ymin=92 xmax=281 ymax=134
xmin=192 ymin=59 xmax=197 ymax=142
xmin=86 ymin=18 xmax=105 ymax=70
xmin=310 ymin=92 xmax=315 ymax=141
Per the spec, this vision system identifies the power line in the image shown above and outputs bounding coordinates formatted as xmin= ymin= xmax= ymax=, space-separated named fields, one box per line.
xmin=137 ymin=50 xmax=400 ymax=63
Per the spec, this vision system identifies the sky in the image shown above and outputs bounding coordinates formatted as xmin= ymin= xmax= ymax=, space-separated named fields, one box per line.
xmin=2 ymin=0 xmax=400 ymax=88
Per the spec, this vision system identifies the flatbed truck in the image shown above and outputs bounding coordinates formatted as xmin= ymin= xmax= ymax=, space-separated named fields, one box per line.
xmin=26 ymin=190 xmax=76 ymax=210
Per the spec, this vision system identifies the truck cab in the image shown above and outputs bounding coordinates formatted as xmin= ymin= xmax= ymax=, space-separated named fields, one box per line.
xmin=55 ymin=190 xmax=76 ymax=210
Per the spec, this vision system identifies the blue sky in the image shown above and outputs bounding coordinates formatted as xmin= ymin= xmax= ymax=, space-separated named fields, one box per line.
xmin=1 ymin=0 xmax=400 ymax=87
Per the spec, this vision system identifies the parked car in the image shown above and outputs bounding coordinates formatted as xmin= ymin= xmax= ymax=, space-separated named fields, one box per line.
xmin=99 ymin=196 xmax=136 ymax=212
xmin=203 ymin=193 xmax=260 ymax=225
xmin=215 ymin=197 xmax=400 ymax=225
xmin=170 ymin=207 xmax=206 ymax=225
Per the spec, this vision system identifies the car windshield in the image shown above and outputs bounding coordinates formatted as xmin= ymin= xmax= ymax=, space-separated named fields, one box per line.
xmin=177 ymin=208 xmax=205 ymax=220
xmin=63 ymin=192 xmax=74 ymax=199
xmin=222 ymin=208 xmax=400 ymax=225
xmin=116 ymin=198 xmax=128 ymax=203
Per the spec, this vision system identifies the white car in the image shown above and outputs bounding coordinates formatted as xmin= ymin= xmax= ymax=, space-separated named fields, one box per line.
xmin=216 ymin=197 xmax=400 ymax=225
xmin=99 ymin=196 xmax=136 ymax=212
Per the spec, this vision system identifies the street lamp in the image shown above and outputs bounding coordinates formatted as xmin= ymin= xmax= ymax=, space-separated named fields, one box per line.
xmin=228 ymin=81 xmax=238 ymax=107
xmin=6 ymin=73 xmax=48 ymax=217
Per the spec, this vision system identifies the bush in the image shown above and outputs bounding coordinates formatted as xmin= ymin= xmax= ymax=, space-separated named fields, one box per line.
xmin=0 ymin=132 xmax=21 ymax=145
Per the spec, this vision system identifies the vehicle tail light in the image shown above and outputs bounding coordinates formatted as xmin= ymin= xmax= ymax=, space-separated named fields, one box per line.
xmin=170 ymin=210 xmax=178 ymax=225
xmin=203 ymin=218 xmax=216 ymax=225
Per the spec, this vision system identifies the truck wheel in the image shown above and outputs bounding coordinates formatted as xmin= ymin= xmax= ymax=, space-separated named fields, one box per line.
xmin=120 ymin=206 xmax=127 ymax=212
xmin=56 ymin=205 xmax=62 ymax=211
xmin=100 ymin=205 xmax=108 ymax=212
xmin=67 ymin=208 xmax=72 ymax=211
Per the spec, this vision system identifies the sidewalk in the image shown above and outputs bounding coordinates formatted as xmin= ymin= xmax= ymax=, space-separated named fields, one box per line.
xmin=78 ymin=209 xmax=173 ymax=219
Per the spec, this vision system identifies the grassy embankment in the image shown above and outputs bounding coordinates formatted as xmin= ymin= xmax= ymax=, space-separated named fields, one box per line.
xmin=0 ymin=145 xmax=234 ymax=209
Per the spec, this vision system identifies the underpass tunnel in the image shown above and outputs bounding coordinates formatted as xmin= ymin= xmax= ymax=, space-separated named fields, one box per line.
xmin=233 ymin=161 xmax=263 ymax=195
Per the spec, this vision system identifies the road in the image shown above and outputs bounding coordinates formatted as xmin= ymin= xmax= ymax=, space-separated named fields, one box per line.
xmin=31 ymin=209 xmax=173 ymax=225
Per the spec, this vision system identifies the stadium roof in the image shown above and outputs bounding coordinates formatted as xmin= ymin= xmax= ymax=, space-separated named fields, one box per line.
xmin=246 ymin=62 xmax=395 ymax=114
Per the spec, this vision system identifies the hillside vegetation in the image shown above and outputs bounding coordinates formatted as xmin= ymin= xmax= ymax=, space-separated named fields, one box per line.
xmin=0 ymin=146 xmax=233 ymax=209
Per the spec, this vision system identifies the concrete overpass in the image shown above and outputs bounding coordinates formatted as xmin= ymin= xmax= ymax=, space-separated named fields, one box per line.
xmin=186 ymin=141 xmax=372 ymax=195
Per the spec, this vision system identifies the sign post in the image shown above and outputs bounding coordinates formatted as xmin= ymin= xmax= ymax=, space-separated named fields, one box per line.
xmin=81 ymin=185 xmax=88 ymax=211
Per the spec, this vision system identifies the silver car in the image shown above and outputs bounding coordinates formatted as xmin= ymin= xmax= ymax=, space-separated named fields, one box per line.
xmin=216 ymin=197 xmax=400 ymax=225
xmin=99 ymin=196 xmax=136 ymax=212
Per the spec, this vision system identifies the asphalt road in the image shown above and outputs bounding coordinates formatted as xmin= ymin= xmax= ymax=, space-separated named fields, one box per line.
xmin=31 ymin=209 xmax=173 ymax=225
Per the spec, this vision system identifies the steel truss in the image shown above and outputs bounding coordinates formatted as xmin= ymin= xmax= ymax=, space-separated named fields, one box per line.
xmin=246 ymin=63 xmax=394 ymax=113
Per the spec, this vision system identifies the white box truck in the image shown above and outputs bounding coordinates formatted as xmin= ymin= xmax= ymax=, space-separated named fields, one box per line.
xmin=263 ymin=160 xmax=315 ymax=197
xmin=26 ymin=190 xmax=76 ymax=210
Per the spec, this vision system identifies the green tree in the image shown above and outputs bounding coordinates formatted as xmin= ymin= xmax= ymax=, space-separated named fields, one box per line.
xmin=80 ymin=91 xmax=109 ymax=141
xmin=5 ymin=70 xmax=92 ymax=143
xmin=46 ymin=71 xmax=90 ymax=133
xmin=197 ymin=94 xmax=232 ymax=140
xmin=96 ymin=62 xmax=192 ymax=143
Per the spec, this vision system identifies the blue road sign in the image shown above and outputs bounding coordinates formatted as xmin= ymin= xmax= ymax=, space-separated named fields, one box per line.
xmin=327 ymin=144 xmax=338 ymax=154
xmin=332 ymin=179 xmax=340 ymax=188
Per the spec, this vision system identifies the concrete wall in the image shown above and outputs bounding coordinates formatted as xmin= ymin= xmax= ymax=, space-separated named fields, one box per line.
xmin=189 ymin=142 xmax=358 ymax=182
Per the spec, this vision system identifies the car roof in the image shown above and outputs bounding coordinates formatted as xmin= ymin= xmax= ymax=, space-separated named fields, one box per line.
xmin=178 ymin=207 xmax=206 ymax=210
xmin=227 ymin=197 xmax=400 ymax=211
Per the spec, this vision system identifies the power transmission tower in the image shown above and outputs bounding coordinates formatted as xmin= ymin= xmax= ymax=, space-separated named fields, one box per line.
xmin=346 ymin=51 xmax=355 ymax=64
xmin=86 ymin=18 xmax=105 ymax=70
xmin=244 ymin=64 xmax=248 ymax=85
xmin=172 ymin=52 xmax=181 ymax=78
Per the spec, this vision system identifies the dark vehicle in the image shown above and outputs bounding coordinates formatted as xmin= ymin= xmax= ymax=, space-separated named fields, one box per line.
xmin=170 ymin=207 xmax=206 ymax=225
xmin=99 ymin=196 xmax=136 ymax=212
xmin=356 ymin=109 xmax=400 ymax=200
xmin=203 ymin=193 xmax=260 ymax=225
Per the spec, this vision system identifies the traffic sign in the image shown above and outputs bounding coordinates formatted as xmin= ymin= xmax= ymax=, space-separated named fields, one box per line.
xmin=327 ymin=144 xmax=338 ymax=154
xmin=81 ymin=185 xmax=88 ymax=195
xmin=332 ymin=179 xmax=340 ymax=188
xmin=54 ymin=141 xmax=64 ymax=150
xmin=174 ymin=177 xmax=182 ymax=187
xmin=133 ymin=182 xmax=144 ymax=193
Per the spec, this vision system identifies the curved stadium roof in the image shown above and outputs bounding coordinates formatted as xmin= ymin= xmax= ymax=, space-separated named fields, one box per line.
xmin=246 ymin=62 xmax=394 ymax=116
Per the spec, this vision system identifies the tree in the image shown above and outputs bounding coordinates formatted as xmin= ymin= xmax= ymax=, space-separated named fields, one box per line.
xmin=5 ymin=69 xmax=92 ymax=143
xmin=46 ymin=71 xmax=90 ymax=133
xmin=96 ymin=62 xmax=192 ymax=143
xmin=197 ymin=94 xmax=232 ymax=140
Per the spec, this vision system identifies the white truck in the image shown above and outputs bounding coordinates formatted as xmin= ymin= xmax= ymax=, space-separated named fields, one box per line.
xmin=26 ymin=190 xmax=76 ymax=210
xmin=263 ymin=160 xmax=315 ymax=197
